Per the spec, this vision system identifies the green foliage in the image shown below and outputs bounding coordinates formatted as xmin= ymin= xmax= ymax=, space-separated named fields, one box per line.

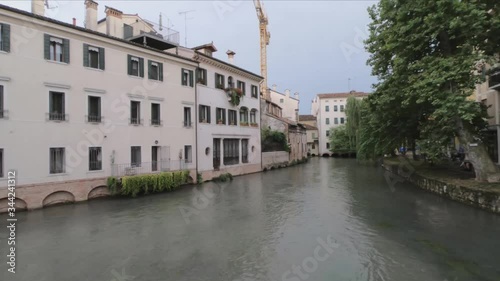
xmin=197 ymin=173 xmax=203 ymax=184
xmin=328 ymin=126 xmax=354 ymax=153
xmin=261 ymin=127 xmax=290 ymax=152
xmin=107 ymin=171 xmax=190 ymax=197
xmin=212 ymin=173 xmax=233 ymax=182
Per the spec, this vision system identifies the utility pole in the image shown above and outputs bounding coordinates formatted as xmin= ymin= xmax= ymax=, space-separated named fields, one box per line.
xmin=179 ymin=10 xmax=195 ymax=47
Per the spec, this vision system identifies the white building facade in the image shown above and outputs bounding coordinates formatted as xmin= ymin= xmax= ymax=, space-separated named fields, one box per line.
xmin=269 ymin=85 xmax=299 ymax=122
xmin=0 ymin=2 xmax=198 ymax=210
xmin=174 ymin=44 xmax=263 ymax=180
xmin=311 ymin=92 xmax=369 ymax=156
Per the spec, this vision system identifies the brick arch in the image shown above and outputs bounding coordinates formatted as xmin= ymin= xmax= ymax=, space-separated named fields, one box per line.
xmin=0 ymin=197 xmax=28 ymax=213
xmin=42 ymin=191 xmax=75 ymax=207
xmin=87 ymin=185 xmax=110 ymax=200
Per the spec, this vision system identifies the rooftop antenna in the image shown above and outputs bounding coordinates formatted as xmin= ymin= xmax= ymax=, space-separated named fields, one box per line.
xmin=45 ymin=0 xmax=58 ymax=9
xmin=348 ymin=78 xmax=351 ymax=92
xmin=179 ymin=10 xmax=195 ymax=47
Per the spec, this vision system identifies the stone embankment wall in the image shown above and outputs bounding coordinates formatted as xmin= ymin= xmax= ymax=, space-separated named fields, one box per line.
xmin=383 ymin=164 xmax=500 ymax=214
xmin=262 ymin=151 xmax=290 ymax=170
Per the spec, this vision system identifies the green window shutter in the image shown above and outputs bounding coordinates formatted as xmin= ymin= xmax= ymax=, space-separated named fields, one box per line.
xmin=181 ymin=68 xmax=186 ymax=85
xmin=148 ymin=60 xmax=152 ymax=79
xmin=99 ymin=47 xmax=105 ymax=70
xmin=83 ymin=44 xmax=89 ymax=67
xmin=207 ymin=106 xmax=211 ymax=123
xmin=139 ymin=57 xmax=144 ymax=77
xmin=63 ymin=38 xmax=70 ymax=63
xmin=127 ymin=54 xmax=132 ymax=75
xmin=44 ymin=34 xmax=50 ymax=60
xmin=159 ymin=63 xmax=163 ymax=81
xmin=1 ymin=24 xmax=10 ymax=52
xmin=49 ymin=92 xmax=53 ymax=113
xmin=189 ymin=70 xmax=194 ymax=87
xmin=214 ymin=73 xmax=218 ymax=88
xmin=198 ymin=105 xmax=202 ymax=122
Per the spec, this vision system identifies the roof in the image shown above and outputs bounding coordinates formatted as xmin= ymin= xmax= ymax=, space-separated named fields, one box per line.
xmin=300 ymin=123 xmax=318 ymax=130
xmin=192 ymin=43 xmax=218 ymax=52
xmin=0 ymin=4 xmax=196 ymax=64
xmin=299 ymin=115 xmax=316 ymax=122
xmin=317 ymin=91 xmax=370 ymax=99
xmin=195 ymin=51 xmax=263 ymax=80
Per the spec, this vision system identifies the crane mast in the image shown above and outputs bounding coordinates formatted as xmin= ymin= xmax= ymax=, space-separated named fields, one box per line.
xmin=254 ymin=0 xmax=271 ymax=100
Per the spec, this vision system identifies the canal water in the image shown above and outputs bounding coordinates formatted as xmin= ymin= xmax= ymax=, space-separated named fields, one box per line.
xmin=1 ymin=158 xmax=500 ymax=281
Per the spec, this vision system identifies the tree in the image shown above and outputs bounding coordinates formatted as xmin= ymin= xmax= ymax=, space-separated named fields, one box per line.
xmin=365 ymin=0 xmax=499 ymax=181
xmin=345 ymin=96 xmax=363 ymax=151
xmin=328 ymin=126 xmax=352 ymax=153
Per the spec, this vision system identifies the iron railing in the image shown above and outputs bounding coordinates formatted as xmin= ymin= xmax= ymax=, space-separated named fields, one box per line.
xmin=111 ymin=160 xmax=187 ymax=177
xmin=151 ymin=119 xmax=162 ymax=126
xmin=86 ymin=115 xmax=103 ymax=123
xmin=129 ymin=118 xmax=143 ymax=125
xmin=47 ymin=113 xmax=68 ymax=121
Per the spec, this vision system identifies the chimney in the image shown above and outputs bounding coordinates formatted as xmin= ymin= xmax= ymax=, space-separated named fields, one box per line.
xmin=272 ymin=84 xmax=277 ymax=91
xmin=226 ymin=50 xmax=235 ymax=64
xmin=31 ymin=0 xmax=45 ymax=16
xmin=85 ymin=0 xmax=98 ymax=31
xmin=105 ymin=6 xmax=124 ymax=38
xmin=294 ymin=92 xmax=299 ymax=100
xmin=285 ymin=89 xmax=290 ymax=98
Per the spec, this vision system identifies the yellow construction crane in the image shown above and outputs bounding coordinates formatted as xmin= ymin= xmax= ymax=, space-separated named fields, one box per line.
xmin=253 ymin=0 xmax=271 ymax=100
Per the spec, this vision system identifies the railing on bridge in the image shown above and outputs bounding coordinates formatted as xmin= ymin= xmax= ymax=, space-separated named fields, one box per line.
xmin=111 ymin=160 xmax=187 ymax=177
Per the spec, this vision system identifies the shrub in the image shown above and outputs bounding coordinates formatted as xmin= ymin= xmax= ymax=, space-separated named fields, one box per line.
xmin=212 ymin=173 xmax=233 ymax=182
xmin=107 ymin=170 xmax=190 ymax=197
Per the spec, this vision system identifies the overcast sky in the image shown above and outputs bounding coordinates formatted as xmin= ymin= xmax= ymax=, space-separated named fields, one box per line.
xmin=1 ymin=0 xmax=378 ymax=114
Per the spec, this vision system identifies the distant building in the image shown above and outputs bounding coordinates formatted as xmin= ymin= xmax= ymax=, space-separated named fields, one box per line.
xmin=269 ymin=85 xmax=299 ymax=122
xmin=298 ymin=115 xmax=318 ymax=156
xmin=311 ymin=92 xmax=369 ymax=156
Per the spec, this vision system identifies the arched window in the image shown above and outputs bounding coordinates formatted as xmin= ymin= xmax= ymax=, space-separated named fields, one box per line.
xmin=240 ymin=107 xmax=249 ymax=125
xmin=250 ymin=109 xmax=258 ymax=125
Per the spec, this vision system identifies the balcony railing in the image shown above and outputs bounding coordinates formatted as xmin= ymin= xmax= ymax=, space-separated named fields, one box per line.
xmin=124 ymin=20 xmax=180 ymax=46
xmin=183 ymin=121 xmax=193 ymax=128
xmin=47 ymin=112 xmax=68 ymax=122
xmin=111 ymin=160 xmax=187 ymax=177
xmin=86 ymin=115 xmax=103 ymax=123
xmin=151 ymin=119 xmax=162 ymax=126
xmin=129 ymin=118 xmax=143 ymax=125
xmin=489 ymin=68 xmax=500 ymax=89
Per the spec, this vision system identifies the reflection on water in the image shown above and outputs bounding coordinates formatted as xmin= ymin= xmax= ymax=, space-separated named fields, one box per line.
xmin=1 ymin=158 xmax=500 ymax=281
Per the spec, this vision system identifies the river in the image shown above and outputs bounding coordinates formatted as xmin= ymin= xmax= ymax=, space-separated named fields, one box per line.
xmin=1 ymin=158 xmax=499 ymax=281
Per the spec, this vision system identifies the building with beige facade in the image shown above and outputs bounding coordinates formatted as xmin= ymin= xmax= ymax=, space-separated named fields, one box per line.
xmin=269 ymin=85 xmax=299 ymax=122
xmin=299 ymin=115 xmax=319 ymax=156
xmin=311 ymin=91 xmax=369 ymax=156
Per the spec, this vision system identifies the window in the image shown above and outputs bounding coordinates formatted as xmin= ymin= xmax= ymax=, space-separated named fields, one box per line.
xmin=280 ymin=98 xmax=284 ymax=103
xmin=0 ymin=85 xmax=5 ymax=119
xmin=237 ymin=80 xmax=246 ymax=95
xmin=223 ymin=139 xmax=239 ymax=165
xmin=184 ymin=107 xmax=192 ymax=127
xmin=340 ymin=105 xmax=345 ymax=112
xmin=326 ymin=118 xmax=330 ymax=125
xmin=240 ymin=107 xmax=249 ymax=125
xmin=130 ymin=101 xmax=141 ymax=125
xmin=149 ymin=60 xmax=164 ymax=81
xmin=87 ymin=96 xmax=101 ymax=123
xmin=131 ymin=146 xmax=141 ymax=167
xmin=334 ymin=118 xmax=338 ymax=124
xmin=215 ymin=73 xmax=225 ymax=89
xmin=250 ymin=109 xmax=257 ymax=124
xmin=326 ymin=130 xmax=330 ymax=137
xmin=127 ymin=55 xmax=144 ymax=77
xmin=50 ymin=147 xmax=65 ymax=174
xmin=49 ymin=91 xmax=66 ymax=121
xmin=196 ymin=68 xmax=207 ymax=85
xmin=334 ymin=105 xmax=338 ymax=112
xmin=213 ymin=138 xmax=221 ymax=169
xmin=83 ymin=44 xmax=105 ymax=70
xmin=228 ymin=76 xmax=234 ymax=88
xmin=312 ymin=132 xmax=316 ymax=139
xmin=242 ymin=139 xmax=249 ymax=163
xmin=0 ymin=149 xmax=3 ymax=178
xmin=228 ymin=109 xmax=237 ymax=125
xmin=325 ymin=105 xmax=330 ymax=112
xmin=326 ymin=143 xmax=330 ymax=149
xmin=199 ymin=105 xmax=211 ymax=123
xmin=184 ymin=145 xmax=192 ymax=163
xmin=151 ymin=103 xmax=161 ymax=126
xmin=152 ymin=146 xmax=159 ymax=171
xmin=251 ymin=85 xmax=258 ymax=98
xmin=182 ymin=68 xmax=193 ymax=86
xmin=340 ymin=117 xmax=345 ymax=124
xmin=216 ymin=108 xmax=226 ymax=125
xmin=89 ymin=147 xmax=102 ymax=171
xmin=44 ymin=35 xmax=69 ymax=63
xmin=0 ymin=23 xmax=10 ymax=52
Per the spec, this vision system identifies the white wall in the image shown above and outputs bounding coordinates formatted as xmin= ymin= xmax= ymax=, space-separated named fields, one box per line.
xmin=270 ymin=89 xmax=299 ymax=122
xmin=0 ymin=10 xmax=197 ymax=187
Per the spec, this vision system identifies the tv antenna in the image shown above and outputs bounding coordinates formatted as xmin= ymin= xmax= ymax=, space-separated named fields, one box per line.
xmin=159 ymin=13 xmax=174 ymax=32
xmin=45 ymin=0 xmax=58 ymax=9
xmin=179 ymin=10 xmax=195 ymax=47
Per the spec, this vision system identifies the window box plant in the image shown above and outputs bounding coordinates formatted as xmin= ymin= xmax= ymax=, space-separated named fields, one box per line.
xmin=240 ymin=122 xmax=249 ymax=126
xmin=217 ymin=119 xmax=224 ymax=125
xmin=250 ymin=122 xmax=258 ymax=127
xmin=225 ymin=87 xmax=244 ymax=106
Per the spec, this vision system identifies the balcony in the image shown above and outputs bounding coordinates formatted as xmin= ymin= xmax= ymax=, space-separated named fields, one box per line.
xmin=47 ymin=112 xmax=68 ymax=122
xmin=86 ymin=115 xmax=103 ymax=123
xmin=489 ymin=67 xmax=500 ymax=90
xmin=111 ymin=160 xmax=187 ymax=177
xmin=124 ymin=20 xmax=180 ymax=50
xmin=129 ymin=118 xmax=143 ymax=125
xmin=150 ymin=119 xmax=163 ymax=126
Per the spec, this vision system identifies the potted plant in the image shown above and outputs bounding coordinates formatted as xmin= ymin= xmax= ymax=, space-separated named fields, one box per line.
xmin=240 ymin=121 xmax=249 ymax=126
xmin=217 ymin=119 xmax=224 ymax=125
xmin=197 ymin=78 xmax=206 ymax=84
xmin=250 ymin=122 xmax=258 ymax=127
xmin=225 ymin=87 xmax=244 ymax=106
